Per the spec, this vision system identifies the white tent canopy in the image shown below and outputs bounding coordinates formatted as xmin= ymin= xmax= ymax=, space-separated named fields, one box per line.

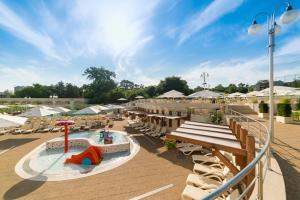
xmin=52 ymin=107 xmax=71 ymax=113
xmin=157 ymin=90 xmax=186 ymax=98
xmin=228 ymin=92 xmax=245 ymax=98
xmin=105 ymin=104 xmax=124 ymax=109
xmin=19 ymin=107 xmax=60 ymax=117
xmin=258 ymin=86 xmax=300 ymax=96
xmin=188 ymin=90 xmax=223 ymax=99
xmin=0 ymin=105 xmax=8 ymax=109
xmin=74 ymin=105 xmax=108 ymax=115
xmin=0 ymin=114 xmax=28 ymax=128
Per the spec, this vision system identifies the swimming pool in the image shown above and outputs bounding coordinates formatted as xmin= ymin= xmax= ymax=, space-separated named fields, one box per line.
xmin=15 ymin=130 xmax=140 ymax=181
xmin=68 ymin=131 xmax=128 ymax=144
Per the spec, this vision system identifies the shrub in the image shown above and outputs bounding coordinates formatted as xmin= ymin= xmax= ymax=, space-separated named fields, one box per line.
xmin=259 ymin=102 xmax=269 ymax=113
xmin=296 ymin=99 xmax=300 ymax=110
xmin=164 ymin=139 xmax=176 ymax=150
xmin=279 ymin=98 xmax=291 ymax=104
xmin=277 ymin=103 xmax=292 ymax=117
xmin=210 ymin=111 xmax=223 ymax=124
xmin=292 ymin=111 xmax=300 ymax=121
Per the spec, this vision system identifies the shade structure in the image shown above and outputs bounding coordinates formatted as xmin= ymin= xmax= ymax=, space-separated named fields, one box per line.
xmin=19 ymin=107 xmax=60 ymax=117
xmin=246 ymin=91 xmax=262 ymax=97
xmin=135 ymin=95 xmax=144 ymax=99
xmin=0 ymin=105 xmax=8 ymax=109
xmin=0 ymin=114 xmax=28 ymax=128
xmin=228 ymin=92 xmax=245 ymax=98
xmin=188 ymin=90 xmax=223 ymax=99
xmin=104 ymin=104 xmax=124 ymax=110
xmin=157 ymin=90 xmax=186 ymax=98
xmin=74 ymin=105 xmax=108 ymax=115
xmin=52 ymin=107 xmax=71 ymax=113
xmin=258 ymin=86 xmax=300 ymax=96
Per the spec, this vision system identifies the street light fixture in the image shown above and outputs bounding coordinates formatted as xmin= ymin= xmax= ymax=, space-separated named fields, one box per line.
xmin=248 ymin=2 xmax=299 ymax=143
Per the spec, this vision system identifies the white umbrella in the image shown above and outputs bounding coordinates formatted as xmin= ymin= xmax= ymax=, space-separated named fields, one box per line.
xmin=188 ymin=90 xmax=222 ymax=98
xmin=0 ymin=114 xmax=28 ymax=128
xmin=228 ymin=92 xmax=244 ymax=98
xmin=74 ymin=106 xmax=102 ymax=115
xmin=157 ymin=90 xmax=186 ymax=98
xmin=135 ymin=95 xmax=144 ymax=99
xmin=117 ymin=98 xmax=127 ymax=101
xmin=19 ymin=107 xmax=60 ymax=117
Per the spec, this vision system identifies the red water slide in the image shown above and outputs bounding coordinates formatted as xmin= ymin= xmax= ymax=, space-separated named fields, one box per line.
xmin=65 ymin=146 xmax=103 ymax=165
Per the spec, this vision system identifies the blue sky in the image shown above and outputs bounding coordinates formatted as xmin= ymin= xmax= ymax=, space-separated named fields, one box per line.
xmin=0 ymin=0 xmax=300 ymax=91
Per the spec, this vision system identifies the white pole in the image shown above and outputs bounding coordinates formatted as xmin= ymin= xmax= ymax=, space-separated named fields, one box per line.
xmin=268 ymin=16 xmax=275 ymax=143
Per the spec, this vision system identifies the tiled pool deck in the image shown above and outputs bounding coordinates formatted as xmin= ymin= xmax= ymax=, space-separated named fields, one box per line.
xmin=0 ymin=120 xmax=193 ymax=200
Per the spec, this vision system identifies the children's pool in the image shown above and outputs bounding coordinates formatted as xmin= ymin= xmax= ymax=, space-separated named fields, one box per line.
xmin=68 ymin=131 xmax=128 ymax=144
xmin=15 ymin=130 xmax=140 ymax=181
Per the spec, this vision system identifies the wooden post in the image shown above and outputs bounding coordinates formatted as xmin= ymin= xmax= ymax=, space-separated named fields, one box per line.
xmin=229 ymin=118 xmax=233 ymax=130
xmin=236 ymin=124 xmax=241 ymax=140
xmin=240 ymin=128 xmax=248 ymax=149
xmin=246 ymin=135 xmax=256 ymax=198
xmin=232 ymin=121 xmax=236 ymax=135
xmin=214 ymin=149 xmax=240 ymax=176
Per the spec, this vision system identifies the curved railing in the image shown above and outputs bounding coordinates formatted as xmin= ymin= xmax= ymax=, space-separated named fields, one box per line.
xmin=202 ymin=109 xmax=271 ymax=200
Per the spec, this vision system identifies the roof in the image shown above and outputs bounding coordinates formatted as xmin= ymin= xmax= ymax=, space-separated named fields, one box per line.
xmin=258 ymin=86 xmax=300 ymax=96
xmin=228 ymin=92 xmax=245 ymax=98
xmin=52 ymin=107 xmax=71 ymax=113
xmin=74 ymin=106 xmax=102 ymax=115
xmin=188 ymin=90 xmax=223 ymax=98
xmin=157 ymin=90 xmax=186 ymax=98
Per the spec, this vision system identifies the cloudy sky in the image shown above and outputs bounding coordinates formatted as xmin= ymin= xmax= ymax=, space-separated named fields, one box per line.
xmin=0 ymin=0 xmax=299 ymax=91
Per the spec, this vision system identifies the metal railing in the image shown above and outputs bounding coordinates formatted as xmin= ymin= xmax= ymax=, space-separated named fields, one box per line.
xmin=202 ymin=109 xmax=271 ymax=200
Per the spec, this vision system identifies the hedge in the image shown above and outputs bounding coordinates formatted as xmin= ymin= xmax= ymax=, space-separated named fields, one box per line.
xmin=277 ymin=103 xmax=292 ymax=117
xmin=259 ymin=103 xmax=269 ymax=113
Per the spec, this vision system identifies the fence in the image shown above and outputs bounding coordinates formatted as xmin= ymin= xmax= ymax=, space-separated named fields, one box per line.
xmin=202 ymin=109 xmax=271 ymax=200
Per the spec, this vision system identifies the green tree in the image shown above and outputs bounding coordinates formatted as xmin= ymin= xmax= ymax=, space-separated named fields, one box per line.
xmin=212 ymin=84 xmax=225 ymax=92
xmin=119 ymin=80 xmax=135 ymax=89
xmin=225 ymin=84 xmax=237 ymax=94
xmin=237 ymin=83 xmax=249 ymax=93
xmin=83 ymin=67 xmax=117 ymax=103
xmin=144 ymin=86 xmax=157 ymax=97
xmin=156 ymin=76 xmax=191 ymax=95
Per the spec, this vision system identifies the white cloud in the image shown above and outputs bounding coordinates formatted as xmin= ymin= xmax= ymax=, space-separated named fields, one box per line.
xmin=182 ymin=35 xmax=300 ymax=88
xmin=0 ymin=1 xmax=61 ymax=60
xmin=178 ymin=0 xmax=243 ymax=45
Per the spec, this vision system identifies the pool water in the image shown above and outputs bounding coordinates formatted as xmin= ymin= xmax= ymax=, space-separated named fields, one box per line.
xmin=67 ymin=131 xmax=128 ymax=144
xmin=30 ymin=147 xmax=130 ymax=174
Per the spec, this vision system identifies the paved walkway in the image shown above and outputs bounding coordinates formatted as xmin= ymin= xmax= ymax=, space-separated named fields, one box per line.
xmin=248 ymin=115 xmax=300 ymax=200
xmin=0 ymin=120 xmax=193 ymax=200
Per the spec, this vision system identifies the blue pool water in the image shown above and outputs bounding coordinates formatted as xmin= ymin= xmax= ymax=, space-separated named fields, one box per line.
xmin=67 ymin=131 xmax=128 ymax=144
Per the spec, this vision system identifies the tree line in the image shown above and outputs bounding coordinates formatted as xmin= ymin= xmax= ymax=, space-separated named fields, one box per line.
xmin=7 ymin=66 xmax=300 ymax=103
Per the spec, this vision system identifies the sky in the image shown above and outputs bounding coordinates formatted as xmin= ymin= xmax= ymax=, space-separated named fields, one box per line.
xmin=0 ymin=0 xmax=300 ymax=91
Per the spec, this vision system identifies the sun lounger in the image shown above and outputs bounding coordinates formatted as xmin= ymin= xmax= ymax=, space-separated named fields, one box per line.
xmin=182 ymin=185 xmax=224 ymax=200
xmin=193 ymin=165 xmax=229 ymax=180
xmin=152 ymin=127 xmax=167 ymax=137
xmin=135 ymin=123 xmax=148 ymax=130
xmin=39 ymin=127 xmax=52 ymax=133
xmin=178 ymin=145 xmax=202 ymax=156
xmin=0 ymin=130 xmax=9 ymax=135
xmin=84 ymin=125 xmax=91 ymax=130
xmin=23 ymin=129 xmax=34 ymax=134
xmin=186 ymin=173 xmax=222 ymax=189
xmin=140 ymin=124 xmax=154 ymax=132
xmin=145 ymin=126 xmax=160 ymax=135
xmin=51 ymin=127 xmax=61 ymax=132
xmin=176 ymin=143 xmax=194 ymax=149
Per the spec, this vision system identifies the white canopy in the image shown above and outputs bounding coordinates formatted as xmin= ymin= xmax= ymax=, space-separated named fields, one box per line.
xmin=157 ymin=90 xmax=186 ymax=98
xmin=188 ymin=90 xmax=223 ymax=99
xmin=228 ymin=92 xmax=245 ymax=98
xmin=0 ymin=105 xmax=8 ymax=109
xmin=258 ymin=86 xmax=300 ymax=96
xmin=52 ymin=107 xmax=71 ymax=113
xmin=74 ymin=105 xmax=108 ymax=115
xmin=0 ymin=114 xmax=28 ymax=128
xmin=19 ymin=107 xmax=60 ymax=117
xmin=246 ymin=91 xmax=262 ymax=97
xmin=105 ymin=104 xmax=124 ymax=109
xmin=135 ymin=95 xmax=144 ymax=99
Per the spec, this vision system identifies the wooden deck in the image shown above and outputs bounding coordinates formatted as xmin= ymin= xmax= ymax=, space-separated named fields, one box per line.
xmin=0 ymin=120 xmax=193 ymax=200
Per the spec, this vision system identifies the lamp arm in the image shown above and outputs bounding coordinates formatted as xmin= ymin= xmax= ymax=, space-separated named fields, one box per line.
xmin=273 ymin=1 xmax=290 ymax=19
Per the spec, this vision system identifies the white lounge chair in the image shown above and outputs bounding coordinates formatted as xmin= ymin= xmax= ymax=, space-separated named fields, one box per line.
xmin=152 ymin=126 xmax=167 ymax=137
xmin=145 ymin=126 xmax=160 ymax=135
xmin=140 ymin=124 xmax=154 ymax=132
xmin=178 ymin=145 xmax=202 ymax=156
xmin=176 ymin=143 xmax=194 ymax=149
xmin=193 ymin=165 xmax=229 ymax=181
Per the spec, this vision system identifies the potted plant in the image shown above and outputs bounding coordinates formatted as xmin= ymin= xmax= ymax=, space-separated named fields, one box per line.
xmin=258 ymin=101 xmax=269 ymax=118
xmin=276 ymin=98 xmax=292 ymax=124
xmin=164 ymin=139 xmax=176 ymax=150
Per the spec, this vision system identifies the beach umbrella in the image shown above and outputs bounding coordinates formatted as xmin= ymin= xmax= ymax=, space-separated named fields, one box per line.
xmin=188 ymin=90 xmax=222 ymax=99
xmin=0 ymin=114 xmax=28 ymax=128
xmin=117 ymin=98 xmax=127 ymax=101
xmin=56 ymin=120 xmax=75 ymax=153
xmin=157 ymin=90 xmax=186 ymax=98
xmin=135 ymin=96 xmax=144 ymax=99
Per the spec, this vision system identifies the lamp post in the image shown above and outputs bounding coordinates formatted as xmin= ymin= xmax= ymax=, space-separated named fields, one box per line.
xmin=248 ymin=2 xmax=299 ymax=142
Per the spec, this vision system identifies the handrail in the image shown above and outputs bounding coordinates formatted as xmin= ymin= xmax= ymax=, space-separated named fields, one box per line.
xmin=202 ymin=109 xmax=271 ymax=200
